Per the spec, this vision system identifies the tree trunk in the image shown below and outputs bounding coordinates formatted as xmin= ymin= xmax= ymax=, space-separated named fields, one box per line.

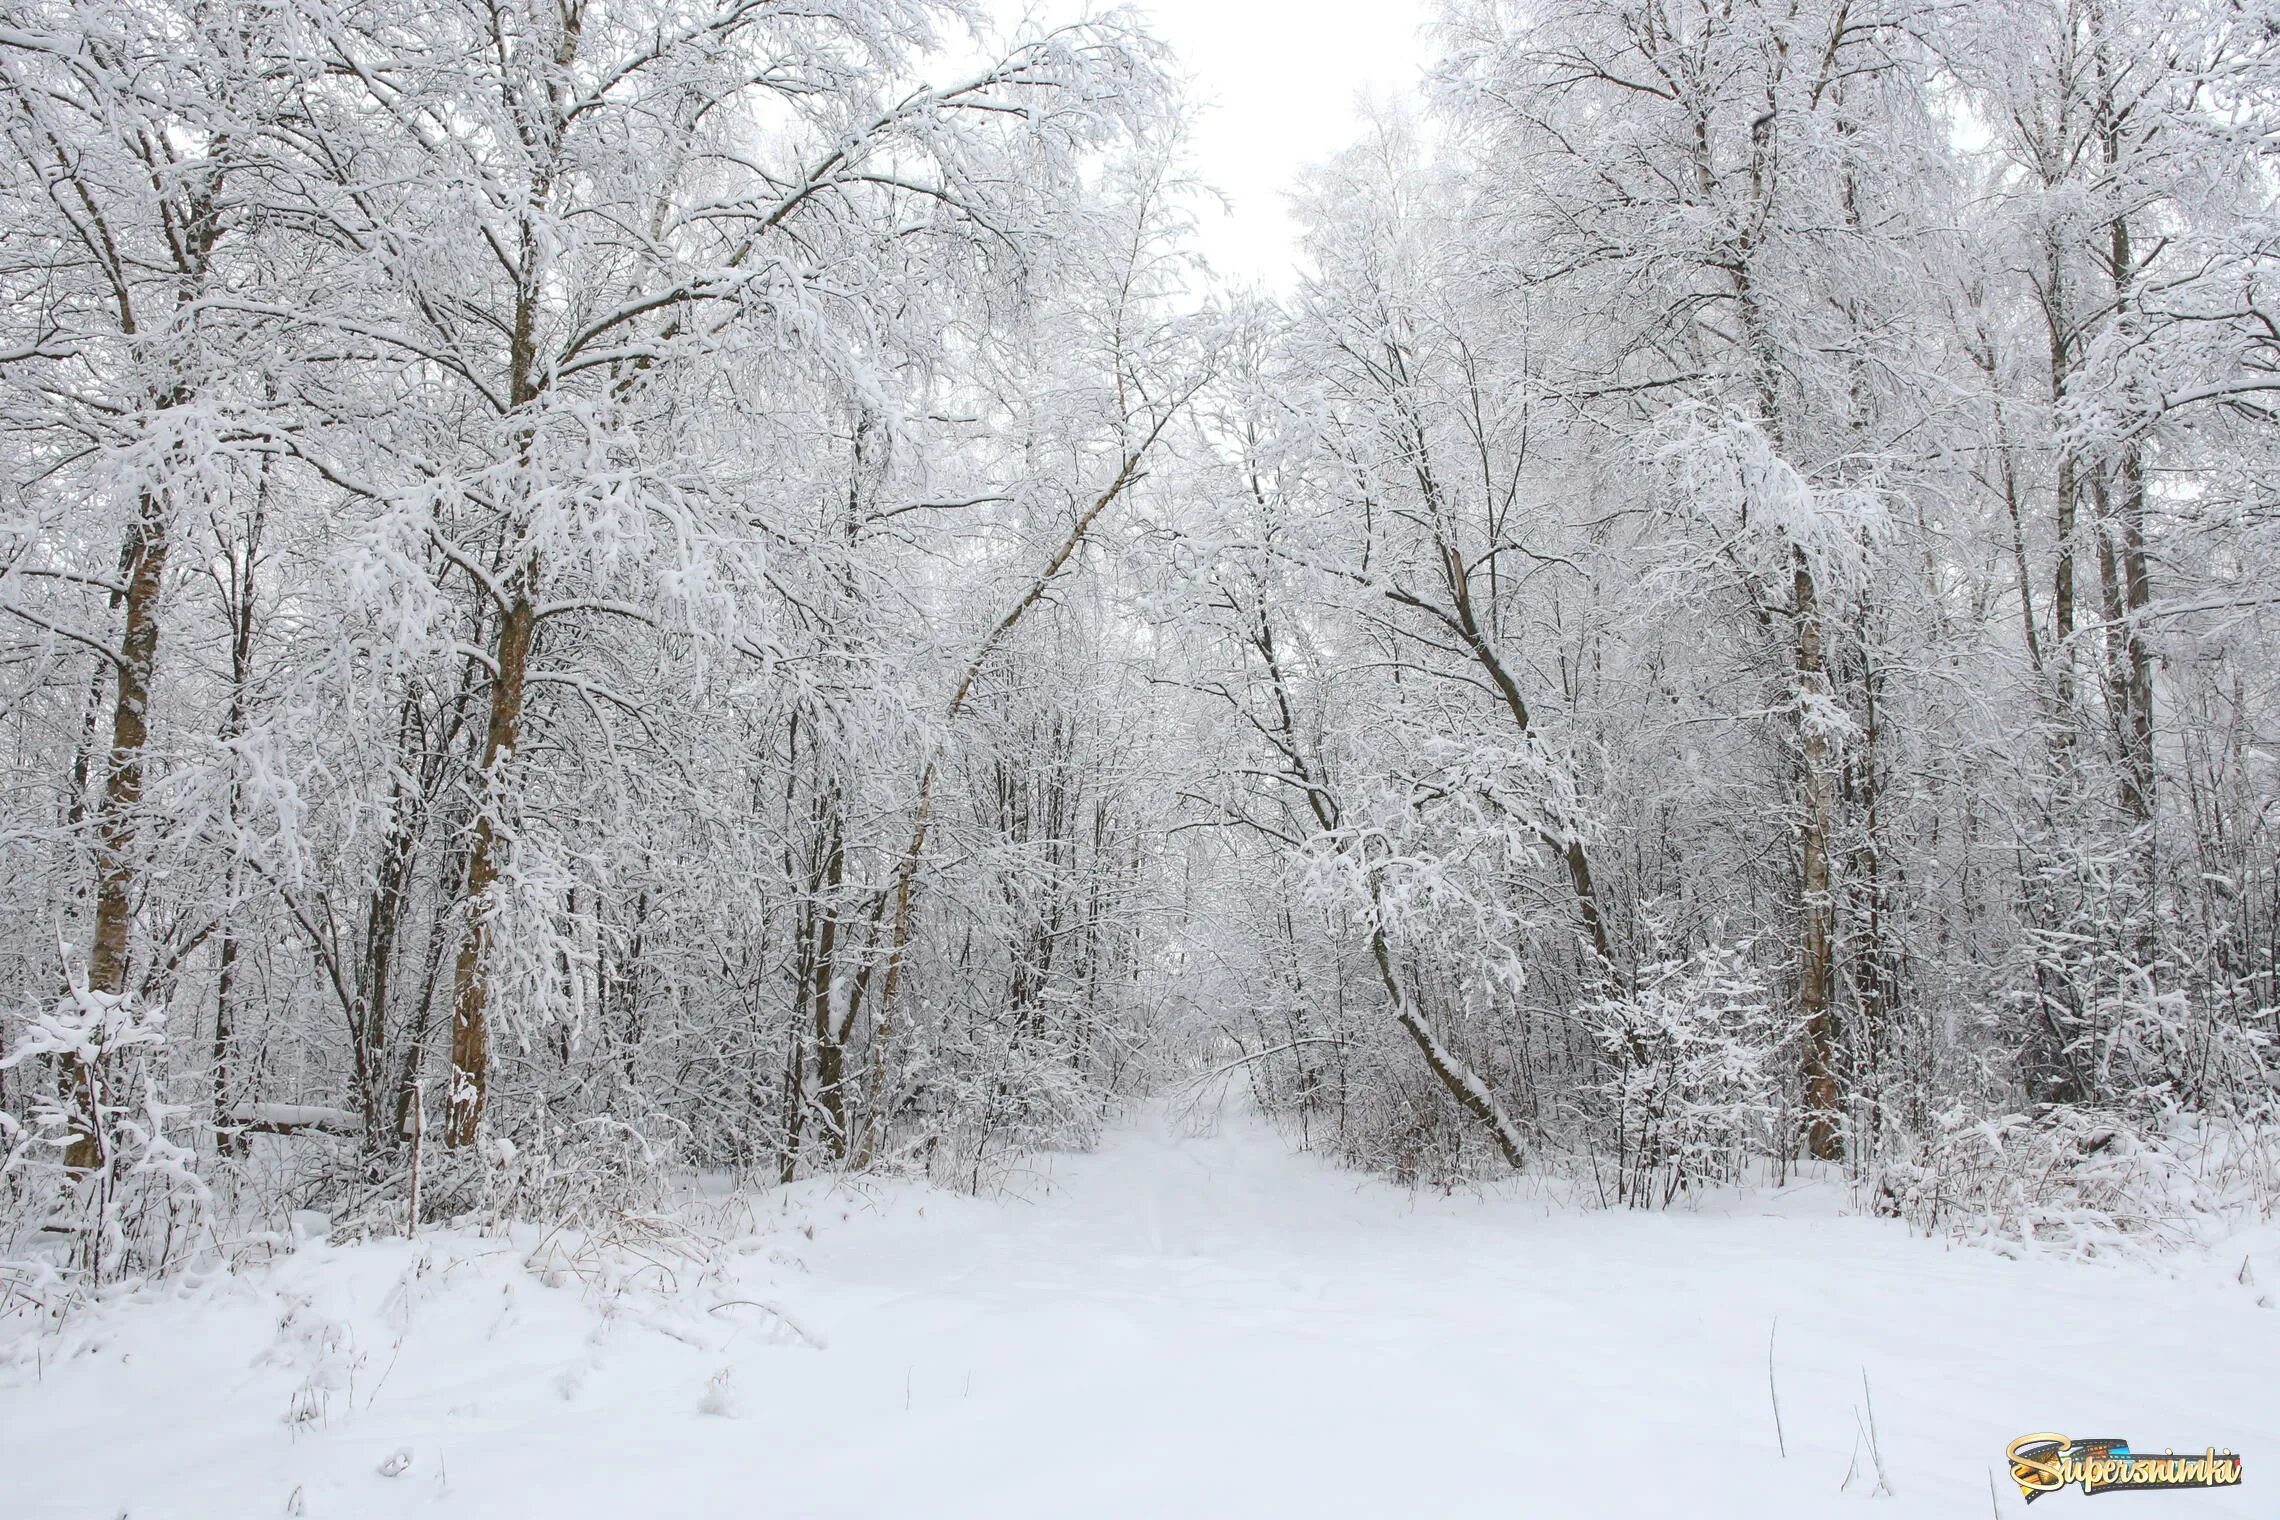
xmin=445 ymin=581 xmax=537 ymax=1149
xmin=2115 ymin=453 xmax=2155 ymax=825
xmin=2046 ymin=238 xmax=2081 ymax=722
xmin=2097 ymin=169 xmax=2156 ymax=829
xmin=1796 ymin=548 xmax=1842 ymax=1162
xmin=65 ymin=491 xmax=172 ymax=1172
xmin=211 ymin=473 xmax=267 ymax=1158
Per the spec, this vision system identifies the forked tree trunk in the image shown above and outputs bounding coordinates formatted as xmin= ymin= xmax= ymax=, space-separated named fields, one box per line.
xmin=442 ymin=174 xmax=554 ymax=1149
xmin=1726 ymin=187 xmax=1847 ymax=1164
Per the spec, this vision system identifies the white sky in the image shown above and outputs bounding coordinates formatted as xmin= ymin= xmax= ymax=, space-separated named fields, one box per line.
xmin=998 ymin=2 xmax=1436 ymax=287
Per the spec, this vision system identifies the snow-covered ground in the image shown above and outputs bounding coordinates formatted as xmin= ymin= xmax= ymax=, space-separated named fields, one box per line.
xmin=4 ymin=1109 xmax=2275 ymax=1518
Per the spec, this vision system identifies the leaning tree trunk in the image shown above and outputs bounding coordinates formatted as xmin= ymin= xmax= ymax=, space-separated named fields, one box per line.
xmin=1383 ymin=353 xmax=1625 ymax=992
xmin=1253 ymin=596 xmax=1530 ymax=1170
xmin=852 ymin=431 xmax=1175 ymax=1164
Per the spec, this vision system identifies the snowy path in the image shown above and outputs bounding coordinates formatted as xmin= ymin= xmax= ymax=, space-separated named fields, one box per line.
xmin=4 ymin=1112 xmax=2275 ymax=1518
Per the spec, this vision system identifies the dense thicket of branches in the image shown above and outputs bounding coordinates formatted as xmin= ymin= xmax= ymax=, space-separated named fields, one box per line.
xmin=1177 ymin=0 xmax=2280 ymax=1209
xmin=1 ymin=0 xmax=2274 ymax=1276
xmin=0 ymin=0 xmax=1215 ymax=1270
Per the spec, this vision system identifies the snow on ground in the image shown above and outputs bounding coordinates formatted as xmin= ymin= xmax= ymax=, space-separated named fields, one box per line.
xmin=3 ymin=1108 xmax=2276 ymax=1519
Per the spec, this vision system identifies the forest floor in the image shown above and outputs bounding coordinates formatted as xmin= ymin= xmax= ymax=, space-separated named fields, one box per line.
xmin=4 ymin=1106 xmax=2277 ymax=1519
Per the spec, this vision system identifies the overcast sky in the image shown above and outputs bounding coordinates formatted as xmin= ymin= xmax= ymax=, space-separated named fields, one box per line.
xmin=995 ymin=2 xmax=1434 ymax=287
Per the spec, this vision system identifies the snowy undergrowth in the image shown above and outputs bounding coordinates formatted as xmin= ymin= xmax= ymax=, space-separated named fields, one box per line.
xmin=3 ymin=1107 xmax=2277 ymax=1519
xmin=1873 ymin=1104 xmax=2280 ymax=1268
xmin=0 ymin=1167 xmax=904 ymax=1514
